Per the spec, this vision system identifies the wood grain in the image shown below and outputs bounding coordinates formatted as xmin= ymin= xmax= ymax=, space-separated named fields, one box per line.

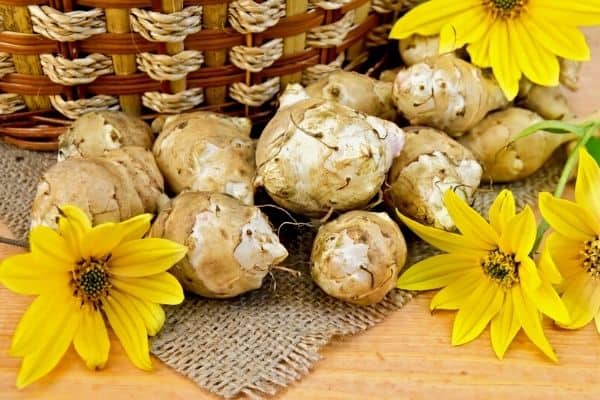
xmin=0 ymin=27 xmax=599 ymax=400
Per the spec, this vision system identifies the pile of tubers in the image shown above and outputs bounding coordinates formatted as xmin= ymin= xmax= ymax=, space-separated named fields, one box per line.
xmin=29 ymin=35 xmax=584 ymax=305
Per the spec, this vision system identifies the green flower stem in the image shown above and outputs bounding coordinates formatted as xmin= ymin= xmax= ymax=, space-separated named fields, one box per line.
xmin=532 ymin=122 xmax=600 ymax=254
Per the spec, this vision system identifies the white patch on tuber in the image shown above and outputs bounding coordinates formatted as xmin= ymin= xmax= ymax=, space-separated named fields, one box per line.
xmin=233 ymin=211 xmax=288 ymax=272
xmin=225 ymin=181 xmax=252 ymax=206
xmin=189 ymin=211 xmax=216 ymax=268
xmin=404 ymin=152 xmax=482 ymax=230
xmin=328 ymin=232 xmax=370 ymax=277
xmin=278 ymin=83 xmax=310 ymax=109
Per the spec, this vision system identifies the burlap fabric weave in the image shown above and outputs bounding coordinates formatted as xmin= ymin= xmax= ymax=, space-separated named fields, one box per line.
xmin=0 ymin=141 xmax=563 ymax=399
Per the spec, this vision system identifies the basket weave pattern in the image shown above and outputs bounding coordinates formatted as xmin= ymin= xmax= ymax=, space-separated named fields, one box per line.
xmin=0 ymin=0 xmax=421 ymax=150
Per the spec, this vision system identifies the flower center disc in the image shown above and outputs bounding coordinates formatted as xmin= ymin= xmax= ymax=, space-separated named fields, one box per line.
xmin=484 ymin=0 xmax=526 ymax=18
xmin=481 ymin=248 xmax=520 ymax=288
xmin=73 ymin=260 xmax=111 ymax=307
xmin=583 ymin=237 xmax=600 ymax=278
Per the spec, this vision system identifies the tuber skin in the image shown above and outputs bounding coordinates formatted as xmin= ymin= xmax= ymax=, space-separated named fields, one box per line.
xmin=32 ymin=147 xmax=167 ymax=229
xmin=392 ymin=54 xmax=509 ymax=135
xmin=379 ymin=67 xmax=402 ymax=83
xmin=255 ymin=98 xmax=405 ymax=217
xmin=302 ymin=71 xmax=398 ymax=120
xmin=385 ymin=127 xmax=482 ymax=231
xmin=58 ymin=111 xmax=154 ymax=161
xmin=153 ymin=111 xmax=256 ymax=205
xmin=398 ymin=34 xmax=441 ymax=66
xmin=311 ymin=211 xmax=407 ymax=306
xmin=518 ymin=79 xmax=572 ymax=120
xmin=560 ymin=58 xmax=582 ymax=91
xmin=459 ymin=108 xmax=577 ymax=183
xmin=149 ymin=192 xmax=288 ymax=298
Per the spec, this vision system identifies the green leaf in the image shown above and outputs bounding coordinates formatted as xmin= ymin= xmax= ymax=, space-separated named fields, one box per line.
xmin=585 ymin=137 xmax=600 ymax=166
xmin=515 ymin=121 xmax=584 ymax=142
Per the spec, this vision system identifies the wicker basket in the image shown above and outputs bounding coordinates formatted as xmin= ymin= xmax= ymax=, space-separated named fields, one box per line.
xmin=0 ymin=0 xmax=421 ymax=150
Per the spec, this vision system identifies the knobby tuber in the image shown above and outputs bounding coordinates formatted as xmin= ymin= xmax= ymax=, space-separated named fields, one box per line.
xmin=150 ymin=192 xmax=288 ymax=298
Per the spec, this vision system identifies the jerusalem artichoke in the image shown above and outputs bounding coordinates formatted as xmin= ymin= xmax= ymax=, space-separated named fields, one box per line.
xmin=392 ymin=54 xmax=509 ymax=135
xmin=311 ymin=211 xmax=407 ymax=306
xmin=385 ymin=127 xmax=482 ymax=230
xmin=150 ymin=192 xmax=288 ymax=298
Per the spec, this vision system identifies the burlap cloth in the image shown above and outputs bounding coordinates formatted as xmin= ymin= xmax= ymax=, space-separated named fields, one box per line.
xmin=0 ymin=142 xmax=563 ymax=399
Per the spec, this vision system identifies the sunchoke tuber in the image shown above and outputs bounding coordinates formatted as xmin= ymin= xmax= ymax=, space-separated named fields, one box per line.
xmin=150 ymin=192 xmax=288 ymax=298
xmin=311 ymin=211 xmax=407 ymax=306
xmin=153 ymin=111 xmax=255 ymax=205
xmin=385 ymin=127 xmax=482 ymax=230
xmin=392 ymin=54 xmax=508 ymax=135
xmin=255 ymin=98 xmax=405 ymax=217
xmin=58 ymin=111 xmax=154 ymax=161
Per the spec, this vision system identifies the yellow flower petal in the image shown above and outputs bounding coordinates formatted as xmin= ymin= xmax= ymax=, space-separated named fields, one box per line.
xmin=28 ymin=226 xmax=76 ymax=268
xmin=512 ymin=285 xmax=557 ymax=362
xmin=595 ymin=311 xmax=600 ymax=335
xmin=439 ymin=7 xmax=490 ymax=53
xmin=129 ymin=296 xmax=166 ymax=336
xmin=490 ymin=291 xmax=520 ymax=360
xmin=539 ymin=192 xmax=599 ymax=241
xmin=10 ymin=291 xmax=73 ymax=357
xmin=467 ymin=36 xmax=491 ymax=68
xmin=488 ymin=20 xmax=520 ymax=100
xmin=538 ymin=247 xmax=563 ymax=285
xmin=73 ymin=304 xmax=110 ymax=370
xmin=104 ymin=291 xmax=152 ymax=371
xmin=116 ymin=214 xmax=153 ymax=243
xmin=0 ymin=253 xmax=70 ymax=295
xmin=443 ymin=190 xmax=499 ymax=249
xmin=112 ymin=272 xmax=184 ymax=305
xmin=429 ymin=271 xmax=482 ymax=311
xmin=560 ymin=271 xmax=600 ymax=329
xmin=546 ymin=233 xmax=584 ymax=282
xmin=110 ymin=239 xmax=187 ymax=278
xmin=488 ymin=190 xmax=516 ymax=236
xmin=451 ymin=279 xmax=504 ymax=346
xmin=575 ymin=148 xmax=600 ymax=223
xmin=396 ymin=210 xmax=484 ymax=254
xmin=397 ymin=253 xmax=479 ymax=291
xmin=79 ymin=214 xmax=153 ymax=260
xmin=519 ymin=257 xmax=542 ymax=292
xmin=525 ymin=278 xmax=571 ymax=326
xmin=534 ymin=0 xmax=600 ymax=26
xmin=16 ymin=297 xmax=80 ymax=388
xmin=511 ymin=17 xmax=560 ymax=87
xmin=500 ymin=206 xmax=536 ymax=258
xmin=389 ymin=0 xmax=480 ymax=39
xmin=524 ymin=13 xmax=590 ymax=61
xmin=58 ymin=205 xmax=92 ymax=259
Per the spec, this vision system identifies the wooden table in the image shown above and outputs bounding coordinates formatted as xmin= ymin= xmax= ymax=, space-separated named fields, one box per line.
xmin=1 ymin=28 xmax=600 ymax=400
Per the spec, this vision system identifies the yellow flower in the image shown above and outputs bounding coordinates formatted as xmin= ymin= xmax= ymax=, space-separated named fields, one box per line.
xmin=397 ymin=189 xmax=569 ymax=360
xmin=389 ymin=0 xmax=600 ymax=99
xmin=0 ymin=206 xmax=187 ymax=388
xmin=539 ymin=148 xmax=600 ymax=333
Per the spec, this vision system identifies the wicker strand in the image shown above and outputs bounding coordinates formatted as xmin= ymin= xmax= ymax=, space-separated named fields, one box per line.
xmin=137 ymin=50 xmax=204 ymax=81
xmin=28 ymin=6 xmax=106 ymax=42
xmin=50 ymin=95 xmax=120 ymax=119
xmin=0 ymin=94 xmax=26 ymax=114
xmin=40 ymin=53 xmax=113 ymax=85
xmin=301 ymin=52 xmax=344 ymax=86
xmin=306 ymin=10 xmax=355 ymax=48
xmin=142 ymin=88 xmax=204 ymax=113
xmin=0 ymin=53 xmax=15 ymax=79
xmin=130 ymin=6 xmax=203 ymax=43
xmin=229 ymin=77 xmax=280 ymax=107
xmin=371 ymin=0 xmax=424 ymax=13
xmin=229 ymin=0 xmax=286 ymax=34
xmin=230 ymin=39 xmax=283 ymax=73
xmin=366 ymin=24 xmax=392 ymax=47
xmin=310 ymin=0 xmax=351 ymax=11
